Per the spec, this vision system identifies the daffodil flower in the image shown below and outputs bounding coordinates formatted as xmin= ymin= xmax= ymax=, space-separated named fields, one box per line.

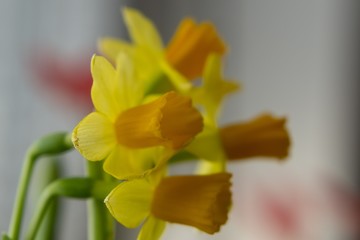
xmin=98 ymin=7 xmax=226 ymax=95
xmin=165 ymin=17 xmax=227 ymax=80
xmin=72 ymin=54 xmax=203 ymax=179
xmin=187 ymin=114 xmax=290 ymax=174
xmin=220 ymin=114 xmax=290 ymax=160
xmin=105 ymin=172 xmax=232 ymax=240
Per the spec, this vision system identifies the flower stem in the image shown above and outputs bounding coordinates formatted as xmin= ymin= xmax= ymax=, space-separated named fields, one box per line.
xmin=8 ymin=132 xmax=73 ymax=240
xmin=25 ymin=177 xmax=94 ymax=240
xmin=86 ymin=161 xmax=114 ymax=240
xmin=8 ymin=152 xmax=36 ymax=240
xmin=36 ymin=157 xmax=62 ymax=240
xmin=37 ymin=200 xmax=58 ymax=239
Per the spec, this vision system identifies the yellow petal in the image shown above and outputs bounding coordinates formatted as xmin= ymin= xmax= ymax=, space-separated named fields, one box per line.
xmin=151 ymin=173 xmax=232 ymax=234
xmin=98 ymin=38 xmax=163 ymax=91
xmin=131 ymin=47 xmax=163 ymax=89
xmin=137 ymin=216 xmax=166 ymax=240
xmin=166 ymin=18 xmax=227 ymax=80
xmin=104 ymin=178 xmax=152 ymax=228
xmin=72 ymin=112 xmax=116 ymax=161
xmin=103 ymin=145 xmax=173 ymax=180
xmin=123 ymin=7 xmax=163 ymax=51
xmin=91 ymin=55 xmax=122 ymax=120
xmin=203 ymin=54 xmax=239 ymax=96
xmin=115 ymin=91 xmax=203 ymax=150
xmin=97 ymin=37 xmax=132 ymax=64
xmin=103 ymin=146 xmax=151 ymax=180
xmin=220 ymin=114 xmax=291 ymax=160
xmin=192 ymin=54 xmax=239 ymax=127
xmin=115 ymin=53 xmax=144 ymax=110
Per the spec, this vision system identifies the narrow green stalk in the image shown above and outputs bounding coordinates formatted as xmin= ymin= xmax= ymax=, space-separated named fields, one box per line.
xmin=8 ymin=132 xmax=73 ymax=240
xmin=36 ymin=158 xmax=62 ymax=240
xmin=25 ymin=178 xmax=94 ymax=240
xmin=37 ymin=200 xmax=58 ymax=240
xmin=8 ymin=152 xmax=36 ymax=240
xmin=25 ymin=182 xmax=55 ymax=240
xmin=86 ymin=161 xmax=114 ymax=240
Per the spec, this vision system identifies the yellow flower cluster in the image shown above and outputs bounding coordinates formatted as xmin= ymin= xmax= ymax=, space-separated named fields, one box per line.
xmin=72 ymin=7 xmax=290 ymax=240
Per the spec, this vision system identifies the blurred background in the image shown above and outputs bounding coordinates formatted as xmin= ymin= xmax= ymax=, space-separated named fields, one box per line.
xmin=0 ymin=0 xmax=358 ymax=239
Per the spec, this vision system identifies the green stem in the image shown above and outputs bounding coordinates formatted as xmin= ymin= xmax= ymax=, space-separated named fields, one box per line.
xmin=37 ymin=200 xmax=58 ymax=240
xmin=86 ymin=161 xmax=114 ymax=240
xmin=8 ymin=132 xmax=73 ymax=240
xmin=8 ymin=152 xmax=36 ymax=240
xmin=36 ymin=158 xmax=62 ymax=240
xmin=25 ymin=178 xmax=94 ymax=240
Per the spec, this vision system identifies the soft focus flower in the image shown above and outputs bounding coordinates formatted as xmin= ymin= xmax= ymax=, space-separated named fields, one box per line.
xmin=5 ymin=5 xmax=299 ymax=240
xmin=98 ymin=7 xmax=226 ymax=92
xmin=185 ymin=114 xmax=290 ymax=175
xmin=105 ymin=172 xmax=232 ymax=240
xmin=69 ymin=7 xmax=292 ymax=240
xmin=191 ymin=53 xmax=239 ymax=126
xmin=72 ymin=54 xmax=203 ymax=179
xmin=220 ymin=114 xmax=290 ymax=160
xmin=165 ymin=18 xmax=226 ymax=80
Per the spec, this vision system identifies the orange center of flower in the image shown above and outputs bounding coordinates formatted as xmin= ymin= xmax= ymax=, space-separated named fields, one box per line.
xmin=151 ymin=173 xmax=232 ymax=234
xmin=220 ymin=114 xmax=290 ymax=160
xmin=114 ymin=91 xmax=203 ymax=149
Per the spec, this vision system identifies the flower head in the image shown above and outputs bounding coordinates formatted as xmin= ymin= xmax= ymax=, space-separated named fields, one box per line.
xmin=105 ymin=172 xmax=232 ymax=239
xmin=220 ymin=114 xmax=290 ymax=160
xmin=72 ymin=54 xmax=203 ymax=179
xmin=166 ymin=18 xmax=227 ymax=80
xmin=98 ymin=7 xmax=226 ymax=86
xmin=184 ymin=114 xmax=290 ymax=176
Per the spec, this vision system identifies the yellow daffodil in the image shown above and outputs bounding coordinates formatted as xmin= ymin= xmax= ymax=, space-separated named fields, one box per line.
xmin=165 ymin=18 xmax=227 ymax=80
xmin=105 ymin=172 xmax=232 ymax=240
xmin=220 ymin=114 xmax=290 ymax=160
xmin=186 ymin=114 xmax=290 ymax=174
xmin=98 ymin=7 xmax=226 ymax=94
xmin=72 ymin=54 xmax=203 ymax=179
